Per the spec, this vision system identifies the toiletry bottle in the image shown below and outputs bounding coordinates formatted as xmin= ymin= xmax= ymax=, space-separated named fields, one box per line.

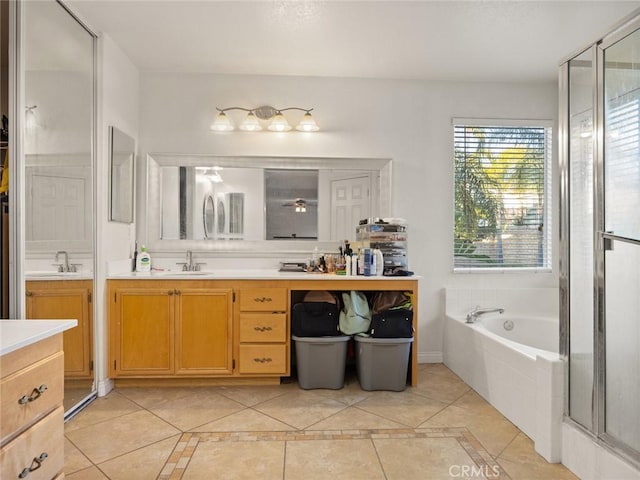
xmin=132 ymin=241 xmax=138 ymax=272
xmin=345 ymin=256 xmax=351 ymax=276
xmin=351 ymin=253 xmax=358 ymax=276
xmin=364 ymin=248 xmax=372 ymax=276
xmin=375 ymin=249 xmax=384 ymax=276
xmin=136 ymin=245 xmax=151 ymax=272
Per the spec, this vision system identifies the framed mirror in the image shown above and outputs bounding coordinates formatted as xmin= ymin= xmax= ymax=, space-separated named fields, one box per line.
xmin=109 ymin=126 xmax=135 ymax=223
xmin=22 ymin=0 xmax=97 ymax=418
xmin=146 ymin=154 xmax=392 ymax=254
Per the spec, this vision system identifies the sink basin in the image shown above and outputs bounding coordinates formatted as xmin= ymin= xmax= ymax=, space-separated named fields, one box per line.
xmin=150 ymin=271 xmax=213 ymax=277
xmin=26 ymin=271 xmax=83 ymax=277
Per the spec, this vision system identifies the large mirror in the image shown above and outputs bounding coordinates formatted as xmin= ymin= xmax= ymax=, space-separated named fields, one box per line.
xmin=109 ymin=126 xmax=135 ymax=223
xmin=23 ymin=0 xmax=96 ymax=416
xmin=147 ymin=154 xmax=392 ymax=253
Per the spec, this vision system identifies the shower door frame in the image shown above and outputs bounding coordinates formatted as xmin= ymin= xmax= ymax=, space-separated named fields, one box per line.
xmin=560 ymin=11 xmax=640 ymax=469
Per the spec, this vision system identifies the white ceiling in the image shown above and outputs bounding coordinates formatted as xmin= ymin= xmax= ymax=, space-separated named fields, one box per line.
xmin=67 ymin=0 xmax=640 ymax=83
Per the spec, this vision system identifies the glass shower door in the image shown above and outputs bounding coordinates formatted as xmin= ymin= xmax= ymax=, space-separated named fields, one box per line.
xmin=568 ymin=48 xmax=595 ymax=430
xmin=602 ymin=25 xmax=640 ymax=456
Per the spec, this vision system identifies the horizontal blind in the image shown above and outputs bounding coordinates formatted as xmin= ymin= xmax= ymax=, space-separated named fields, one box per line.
xmin=454 ymin=124 xmax=551 ymax=269
xmin=605 ymin=92 xmax=640 ymax=240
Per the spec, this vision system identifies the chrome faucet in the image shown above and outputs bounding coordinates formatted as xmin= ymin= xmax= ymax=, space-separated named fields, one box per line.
xmin=465 ymin=306 xmax=505 ymax=323
xmin=54 ymin=250 xmax=75 ymax=272
xmin=177 ymin=250 xmax=205 ymax=271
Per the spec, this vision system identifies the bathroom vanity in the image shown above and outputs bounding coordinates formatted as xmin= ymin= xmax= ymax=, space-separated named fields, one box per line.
xmin=25 ymin=279 xmax=93 ymax=379
xmin=107 ymin=273 xmax=419 ymax=386
xmin=0 ymin=319 xmax=76 ymax=480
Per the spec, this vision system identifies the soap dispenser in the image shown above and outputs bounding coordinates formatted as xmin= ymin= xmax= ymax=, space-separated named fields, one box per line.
xmin=136 ymin=245 xmax=151 ymax=273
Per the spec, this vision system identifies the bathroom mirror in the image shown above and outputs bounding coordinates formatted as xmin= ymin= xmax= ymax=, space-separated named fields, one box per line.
xmin=22 ymin=0 xmax=97 ymax=417
xmin=146 ymin=154 xmax=392 ymax=253
xmin=109 ymin=126 xmax=135 ymax=223
xmin=265 ymin=169 xmax=318 ymax=240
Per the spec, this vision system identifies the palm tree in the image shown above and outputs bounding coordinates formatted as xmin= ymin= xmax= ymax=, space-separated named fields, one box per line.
xmin=455 ymin=126 xmax=545 ymax=267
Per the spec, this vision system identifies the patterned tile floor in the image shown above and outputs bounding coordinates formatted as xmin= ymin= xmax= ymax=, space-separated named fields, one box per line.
xmin=64 ymin=364 xmax=578 ymax=479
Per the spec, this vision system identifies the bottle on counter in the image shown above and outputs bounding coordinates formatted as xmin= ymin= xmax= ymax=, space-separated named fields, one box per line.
xmin=351 ymin=253 xmax=358 ymax=276
xmin=136 ymin=245 xmax=151 ymax=272
xmin=132 ymin=241 xmax=138 ymax=272
xmin=364 ymin=248 xmax=373 ymax=276
xmin=375 ymin=249 xmax=384 ymax=276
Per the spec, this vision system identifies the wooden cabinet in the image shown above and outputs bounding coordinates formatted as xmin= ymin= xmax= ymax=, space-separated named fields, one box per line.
xmin=111 ymin=286 xmax=174 ymax=376
xmin=1 ymin=332 xmax=65 ymax=480
xmin=237 ymin=286 xmax=289 ymax=376
xmin=26 ymin=280 xmax=93 ymax=378
xmin=175 ymin=287 xmax=233 ymax=375
xmin=109 ymin=281 xmax=233 ymax=377
xmin=107 ymin=277 xmax=419 ymax=386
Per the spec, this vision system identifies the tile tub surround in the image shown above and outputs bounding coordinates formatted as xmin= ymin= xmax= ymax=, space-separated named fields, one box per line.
xmin=444 ymin=288 xmax=563 ymax=463
xmin=62 ymin=365 xmax=577 ymax=480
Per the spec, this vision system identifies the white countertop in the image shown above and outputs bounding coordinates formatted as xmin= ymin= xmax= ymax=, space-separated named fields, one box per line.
xmin=25 ymin=271 xmax=93 ymax=280
xmin=0 ymin=319 xmax=78 ymax=356
xmin=109 ymin=269 xmax=420 ymax=281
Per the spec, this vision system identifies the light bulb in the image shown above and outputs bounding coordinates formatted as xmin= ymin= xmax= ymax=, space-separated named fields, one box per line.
xmin=239 ymin=111 xmax=263 ymax=131
xmin=295 ymin=112 xmax=319 ymax=132
xmin=210 ymin=111 xmax=234 ymax=131
xmin=25 ymin=106 xmax=38 ymax=133
xmin=267 ymin=112 xmax=292 ymax=132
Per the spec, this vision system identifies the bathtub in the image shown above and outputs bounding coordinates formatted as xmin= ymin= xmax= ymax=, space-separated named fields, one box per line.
xmin=479 ymin=315 xmax=559 ymax=355
xmin=444 ymin=312 xmax=563 ymax=463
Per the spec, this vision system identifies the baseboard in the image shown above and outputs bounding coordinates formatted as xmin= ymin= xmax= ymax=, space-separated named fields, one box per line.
xmin=418 ymin=352 xmax=443 ymax=364
xmin=97 ymin=378 xmax=115 ymax=397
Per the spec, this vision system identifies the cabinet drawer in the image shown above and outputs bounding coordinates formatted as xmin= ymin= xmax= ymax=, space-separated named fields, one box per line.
xmin=1 ymin=352 xmax=64 ymax=444
xmin=239 ymin=314 xmax=287 ymax=343
xmin=0 ymin=406 xmax=64 ymax=480
xmin=238 ymin=345 xmax=288 ymax=375
xmin=240 ymin=288 xmax=287 ymax=312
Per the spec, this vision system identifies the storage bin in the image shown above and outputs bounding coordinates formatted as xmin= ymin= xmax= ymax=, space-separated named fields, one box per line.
xmin=292 ymin=335 xmax=350 ymax=389
xmin=354 ymin=336 xmax=413 ymax=391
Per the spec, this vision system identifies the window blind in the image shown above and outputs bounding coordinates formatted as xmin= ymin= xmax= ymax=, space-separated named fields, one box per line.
xmin=454 ymin=123 xmax=552 ymax=270
xmin=605 ymin=93 xmax=640 ymax=240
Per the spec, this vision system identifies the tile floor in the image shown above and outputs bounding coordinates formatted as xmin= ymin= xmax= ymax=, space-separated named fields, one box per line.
xmin=64 ymin=364 xmax=578 ymax=479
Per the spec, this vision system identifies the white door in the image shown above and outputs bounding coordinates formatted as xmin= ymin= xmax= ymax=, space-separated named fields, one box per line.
xmin=28 ymin=174 xmax=87 ymax=242
xmin=331 ymin=176 xmax=370 ymax=240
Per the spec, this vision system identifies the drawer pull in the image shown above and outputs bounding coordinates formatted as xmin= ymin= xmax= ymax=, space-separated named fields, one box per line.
xmin=18 ymin=452 xmax=48 ymax=478
xmin=253 ymin=326 xmax=273 ymax=332
xmin=253 ymin=357 xmax=273 ymax=363
xmin=254 ymin=297 xmax=273 ymax=303
xmin=18 ymin=384 xmax=48 ymax=405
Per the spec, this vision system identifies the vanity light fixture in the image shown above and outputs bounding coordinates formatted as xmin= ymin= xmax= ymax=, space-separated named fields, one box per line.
xmin=210 ymin=105 xmax=319 ymax=132
xmin=25 ymin=105 xmax=38 ymax=132
xmin=197 ymin=166 xmax=224 ymax=183
xmin=294 ymin=199 xmax=307 ymax=213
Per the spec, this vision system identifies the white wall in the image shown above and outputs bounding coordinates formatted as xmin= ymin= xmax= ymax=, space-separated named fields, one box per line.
xmin=95 ymin=34 xmax=139 ymax=392
xmin=137 ymin=72 xmax=559 ymax=360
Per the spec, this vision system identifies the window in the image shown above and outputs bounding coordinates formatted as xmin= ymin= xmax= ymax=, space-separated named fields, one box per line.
xmin=453 ymin=120 xmax=552 ymax=270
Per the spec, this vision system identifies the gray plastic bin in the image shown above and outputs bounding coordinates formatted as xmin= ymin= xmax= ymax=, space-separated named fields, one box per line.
xmin=354 ymin=336 xmax=413 ymax=391
xmin=293 ymin=335 xmax=350 ymax=389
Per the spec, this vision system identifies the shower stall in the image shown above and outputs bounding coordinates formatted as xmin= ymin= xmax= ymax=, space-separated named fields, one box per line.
xmin=560 ymin=10 xmax=640 ymax=470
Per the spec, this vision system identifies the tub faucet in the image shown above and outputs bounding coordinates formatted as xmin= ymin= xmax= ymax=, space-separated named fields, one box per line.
xmin=466 ymin=306 xmax=505 ymax=323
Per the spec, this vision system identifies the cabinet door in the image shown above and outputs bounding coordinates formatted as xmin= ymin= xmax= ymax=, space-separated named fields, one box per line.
xmin=112 ymin=288 xmax=174 ymax=376
xmin=25 ymin=282 xmax=92 ymax=378
xmin=175 ymin=288 xmax=233 ymax=375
